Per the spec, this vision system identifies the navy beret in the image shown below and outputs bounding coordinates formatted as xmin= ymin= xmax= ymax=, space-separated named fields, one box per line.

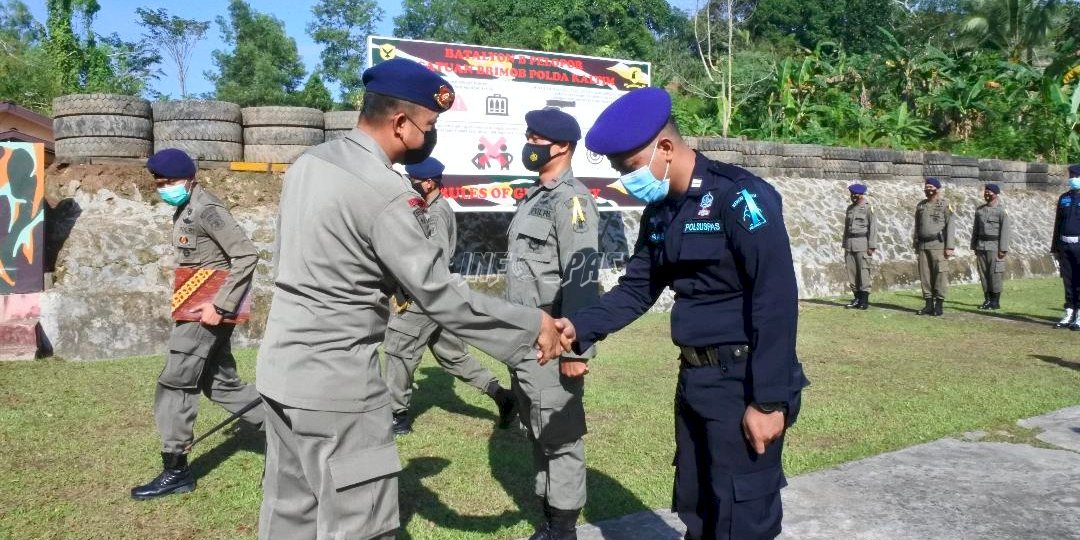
xmin=525 ymin=109 xmax=581 ymax=142
xmin=984 ymin=183 xmax=1000 ymax=194
xmin=1069 ymin=164 xmax=1080 ymax=177
xmin=924 ymin=177 xmax=941 ymax=188
xmin=147 ymin=148 xmax=196 ymax=179
xmin=585 ymin=87 xmax=672 ymax=156
xmin=405 ymin=157 xmax=445 ymax=179
xmin=362 ymin=58 xmax=455 ymax=112
xmin=848 ymin=183 xmax=867 ymax=195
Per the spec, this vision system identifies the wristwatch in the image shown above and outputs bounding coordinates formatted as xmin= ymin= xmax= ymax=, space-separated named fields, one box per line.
xmin=213 ymin=305 xmax=228 ymax=316
xmin=753 ymin=402 xmax=788 ymax=414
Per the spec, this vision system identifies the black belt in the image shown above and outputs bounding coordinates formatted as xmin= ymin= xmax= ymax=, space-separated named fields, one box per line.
xmin=919 ymin=232 xmax=944 ymax=242
xmin=679 ymin=344 xmax=749 ymax=369
xmin=978 ymin=235 xmax=999 ymax=240
xmin=845 ymin=233 xmax=869 ymax=238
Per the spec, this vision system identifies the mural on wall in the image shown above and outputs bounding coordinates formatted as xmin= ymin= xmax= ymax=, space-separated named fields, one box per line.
xmin=0 ymin=142 xmax=45 ymax=294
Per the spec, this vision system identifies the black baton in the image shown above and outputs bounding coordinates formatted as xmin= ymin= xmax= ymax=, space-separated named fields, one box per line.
xmin=183 ymin=397 xmax=263 ymax=453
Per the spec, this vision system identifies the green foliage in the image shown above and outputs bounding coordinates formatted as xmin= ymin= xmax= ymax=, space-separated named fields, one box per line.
xmin=135 ymin=8 xmax=210 ymax=98
xmin=208 ymin=0 xmax=306 ymax=107
xmin=308 ymin=0 xmax=381 ymax=104
xmin=960 ymin=0 xmax=1062 ymax=62
xmin=298 ymin=71 xmax=335 ymax=111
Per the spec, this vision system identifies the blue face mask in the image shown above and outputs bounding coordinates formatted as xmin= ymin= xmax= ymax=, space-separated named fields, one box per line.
xmin=618 ymin=143 xmax=670 ymax=204
xmin=1070 ymin=178 xmax=1080 ymax=191
xmin=158 ymin=183 xmax=191 ymax=206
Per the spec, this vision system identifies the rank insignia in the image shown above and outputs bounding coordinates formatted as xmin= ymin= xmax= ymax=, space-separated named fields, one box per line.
xmin=697 ymin=192 xmax=714 ymax=217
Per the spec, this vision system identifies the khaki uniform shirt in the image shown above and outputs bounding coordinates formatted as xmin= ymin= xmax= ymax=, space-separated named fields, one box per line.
xmin=971 ymin=200 xmax=1011 ymax=252
xmin=506 ymin=168 xmax=599 ymax=359
xmin=172 ymin=184 xmax=258 ymax=313
xmin=913 ymin=197 xmax=955 ymax=249
xmin=256 ymin=129 xmax=541 ymax=413
xmin=842 ymin=200 xmax=878 ymax=252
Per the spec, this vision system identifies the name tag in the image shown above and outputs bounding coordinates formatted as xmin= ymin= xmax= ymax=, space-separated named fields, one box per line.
xmin=684 ymin=220 xmax=723 ymax=234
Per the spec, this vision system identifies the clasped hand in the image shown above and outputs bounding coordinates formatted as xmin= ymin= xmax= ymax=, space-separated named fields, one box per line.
xmin=534 ymin=314 xmax=588 ymax=377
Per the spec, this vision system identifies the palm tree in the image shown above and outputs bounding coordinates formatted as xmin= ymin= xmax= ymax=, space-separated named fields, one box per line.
xmin=960 ymin=0 xmax=1062 ymax=63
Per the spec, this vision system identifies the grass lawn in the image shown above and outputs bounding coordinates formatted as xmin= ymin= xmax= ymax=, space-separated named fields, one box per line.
xmin=1 ymin=277 xmax=1078 ymax=539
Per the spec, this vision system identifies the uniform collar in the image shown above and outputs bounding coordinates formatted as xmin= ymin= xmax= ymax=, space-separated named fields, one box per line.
xmin=540 ymin=167 xmax=575 ymax=190
xmin=683 ymin=152 xmax=714 ymax=198
xmin=346 ymin=128 xmax=393 ymax=168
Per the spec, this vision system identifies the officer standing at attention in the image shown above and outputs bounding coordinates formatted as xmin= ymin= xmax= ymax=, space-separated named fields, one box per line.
xmin=255 ymin=59 xmax=564 ymax=540
xmin=131 ymin=148 xmax=264 ymax=500
xmin=971 ymin=183 xmax=1011 ymax=310
xmin=913 ymin=177 xmax=955 ymax=316
xmin=383 ymin=156 xmax=517 ymax=435
xmin=842 ymin=183 xmax=877 ymax=310
xmin=506 ymin=108 xmax=600 ymax=540
xmin=556 ymin=88 xmax=808 ymax=540
xmin=1051 ymin=164 xmax=1080 ymax=329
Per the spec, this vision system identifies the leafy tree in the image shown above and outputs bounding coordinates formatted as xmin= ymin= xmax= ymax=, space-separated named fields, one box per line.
xmin=299 ymin=71 xmax=335 ymax=111
xmin=135 ymin=8 xmax=210 ymax=98
xmin=746 ymin=0 xmax=902 ymax=54
xmin=960 ymin=0 xmax=1062 ymax=62
xmin=0 ymin=0 xmax=43 ymax=43
xmin=208 ymin=0 xmax=306 ymax=106
xmin=308 ymin=0 xmax=381 ymax=104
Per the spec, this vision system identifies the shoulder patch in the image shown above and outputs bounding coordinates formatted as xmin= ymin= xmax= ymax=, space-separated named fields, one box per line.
xmin=729 ymin=188 xmax=768 ymax=232
xmin=200 ymin=206 xmax=226 ymax=231
xmin=564 ymin=196 xmax=589 ymax=233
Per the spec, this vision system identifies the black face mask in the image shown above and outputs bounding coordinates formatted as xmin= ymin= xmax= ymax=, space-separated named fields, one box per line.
xmin=850 ymin=195 xmax=860 ymax=204
xmin=522 ymin=143 xmax=555 ymax=172
xmin=924 ymin=189 xmax=936 ymax=199
xmin=984 ymin=193 xmax=994 ymax=202
xmin=403 ymin=123 xmax=438 ymax=165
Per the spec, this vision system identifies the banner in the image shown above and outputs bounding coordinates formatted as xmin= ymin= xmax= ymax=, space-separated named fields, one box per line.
xmin=0 ymin=142 xmax=45 ymax=294
xmin=368 ymin=36 xmax=650 ymax=212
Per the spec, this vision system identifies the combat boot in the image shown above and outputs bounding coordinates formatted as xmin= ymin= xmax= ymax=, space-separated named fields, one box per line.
xmin=857 ymin=291 xmax=870 ymax=310
xmin=844 ymin=294 xmax=860 ymax=309
xmin=392 ymin=411 xmax=413 ymax=435
xmin=131 ymin=453 xmax=196 ymax=500
xmin=977 ymin=293 xmax=992 ymax=310
xmin=1054 ymin=308 xmax=1075 ymax=329
xmin=528 ymin=499 xmax=554 ymax=540
xmin=545 ymin=507 xmax=580 ymax=540
xmin=485 ymin=380 xmax=517 ymax=429
xmin=915 ymin=298 xmax=934 ymax=315
xmin=987 ymin=293 xmax=1001 ymax=310
xmin=932 ymin=298 xmax=944 ymax=316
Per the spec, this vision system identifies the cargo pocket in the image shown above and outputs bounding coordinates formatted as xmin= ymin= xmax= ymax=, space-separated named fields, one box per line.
xmin=537 ymin=382 xmax=587 ymax=446
xmin=327 ymin=442 xmax=402 ymax=537
xmin=158 ymin=350 xmax=208 ymax=389
xmin=993 ymin=258 xmax=1006 ymax=273
xmin=731 ymin=467 xmax=787 ymax=538
xmin=328 ymin=442 xmax=402 ymax=490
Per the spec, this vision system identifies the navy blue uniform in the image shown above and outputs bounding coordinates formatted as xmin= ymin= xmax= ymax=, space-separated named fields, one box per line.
xmin=1052 ymin=190 xmax=1080 ymax=309
xmin=569 ymin=153 xmax=808 ymax=540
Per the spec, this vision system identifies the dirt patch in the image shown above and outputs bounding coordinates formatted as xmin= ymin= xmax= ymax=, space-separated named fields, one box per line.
xmin=46 ymin=163 xmax=283 ymax=209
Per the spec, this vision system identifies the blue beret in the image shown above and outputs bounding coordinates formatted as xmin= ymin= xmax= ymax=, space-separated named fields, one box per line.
xmin=924 ymin=177 xmax=941 ymax=188
xmin=848 ymin=183 xmax=867 ymax=194
xmin=585 ymin=87 xmax=672 ymax=156
xmin=147 ymin=148 xmax=196 ymax=179
xmin=1069 ymin=164 xmax=1080 ymax=177
xmin=405 ymin=157 xmax=445 ymax=179
xmin=362 ymin=58 xmax=455 ymax=112
xmin=984 ymin=183 xmax=1000 ymax=194
xmin=525 ymin=109 xmax=581 ymax=142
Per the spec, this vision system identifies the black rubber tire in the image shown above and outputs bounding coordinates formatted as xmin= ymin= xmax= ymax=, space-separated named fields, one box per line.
xmin=243 ymin=126 xmax=324 ymax=146
xmin=325 ymin=129 xmax=351 ymax=141
xmin=244 ymin=144 xmax=311 ymax=163
xmin=822 ymin=160 xmax=861 ymax=173
xmin=152 ymin=100 xmax=242 ymax=122
xmin=861 ymin=148 xmax=902 ymax=162
xmin=702 ymin=150 xmax=744 ymax=164
xmin=951 ymin=156 xmax=979 ymax=167
xmin=894 ymin=151 xmax=925 ymax=164
xmin=52 ymin=94 xmax=151 ymax=118
xmin=698 ymin=138 xmax=744 ymax=152
xmin=742 ymin=141 xmax=784 ymax=155
xmin=155 ymin=140 xmax=243 ymax=162
xmin=55 ymin=137 xmax=152 ymax=159
xmin=241 ymin=106 xmax=324 ymax=128
xmin=743 ymin=154 xmax=783 ymax=168
xmin=924 ymin=152 xmax=952 ymax=165
xmin=782 ymin=143 xmax=823 ymax=157
xmin=782 ymin=156 xmax=822 ymax=168
xmin=54 ymin=115 xmax=152 ymax=140
xmin=822 ymin=146 xmax=863 ymax=160
xmin=1026 ymin=163 xmax=1049 ymax=173
xmin=154 ymin=120 xmax=243 ymax=143
xmin=894 ymin=164 xmax=924 ymax=177
xmin=324 ymin=111 xmax=360 ymax=130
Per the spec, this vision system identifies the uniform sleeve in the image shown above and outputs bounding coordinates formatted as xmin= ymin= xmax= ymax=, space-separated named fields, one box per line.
xmin=867 ymin=206 xmax=878 ymax=250
xmin=567 ymin=208 xmax=670 ymax=353
xmin=1052 ymin=198 xmax=1063 ymax=252
xmin=970 ymin=209 xmax=979 ymax=251
xmin=944 ymin=205 xmax=956 ymax=250
xmin=999 ymin=209 xmax=1011 ymax=252
xmin=202 ymin=204 xmax=259 ymax=313
xmin=371 ymin=193 xmax=541 ymax=365
xmin=912 ymin=205 xmax=919 ymax=248
xmin=719 ymin=182 xmax=799 ymax=404
xmin=553 ymin=194 xmax=600 ymax=358
xmin=433 ymin=206 xmax=456 ymax=258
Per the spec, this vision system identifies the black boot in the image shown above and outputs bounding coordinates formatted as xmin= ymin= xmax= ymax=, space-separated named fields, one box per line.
xmin=131 ymin=453 xmax=196 ymax=500
xmin=844 ymin=294 xmax=860 ymax=309
xmin=485 ymin=380 xmax=517 ymax=429
xmin=546 ymin=506 xmax=581 ymax=540
xmin=857 ymin=291 xmax=870 ymax=310
xmin=915 ymin=298 xmax=934 ymax=315
xmin=392 ymin=411 xmax=412 ymax=436
xmin=988 ymin=292 xmax=1000 ymax=310
xmin=528 ymin=500 xmax=554 ymax=540
xmin=932 ymin=298 xmax=944 ymax=316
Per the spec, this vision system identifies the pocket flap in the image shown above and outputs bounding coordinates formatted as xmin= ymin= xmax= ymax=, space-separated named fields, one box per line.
xmin=517 ymin=250 xmax=552 ymax=263
xmin=516 ymin=216 xmax=553 ymax=241
xmin=386 ymin=316 xmax=422 ymax=338
xmin=733 ymin=466 xmax=787 ymax=502
xmin=328 ymin=442 xmax=402 ymax=490
xmin=678 ymin=235 xmax=726 ymax=261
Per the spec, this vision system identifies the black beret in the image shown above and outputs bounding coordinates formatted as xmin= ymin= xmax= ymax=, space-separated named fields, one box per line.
xmin=1069 ymin=164 xmax=1080 ymax=177
xmin=984 ymin=183 xmax=1000 ymax=194
xmin=405 ymin=157 xmax=445 ymax=179
xmin=848 ymin=183 xmax=867 ymax=194
xmin=362 ymin=58 xmax=455 ymax=112
xmin=525 ymin=108 xmax=581 ymax=143
xmin=924 ymin=177 xmax=941 ymax=188
xmin=585 ymin=87 xmax=671 ymax=155
xmin=147 ymin=148 xmax=196 ymax=179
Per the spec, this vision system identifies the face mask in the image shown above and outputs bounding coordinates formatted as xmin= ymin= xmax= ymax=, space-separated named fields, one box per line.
xmin=1070 ymin=178 xmax=1080 ymax=191
xmin=402 ymin=116 xmax=437 ymax=165
xmin=618 ymin=142 xmax=670 ymax=204
xmin=850 ymin=195 xmax=860 ymax=204
xmin=984 ymin=193 xmax=993 ymax=202
xmin=924 ymin=189 xmax=936 ymax=199
xmin=158 ymin=183 xmax=190 ymax=206
xmin=522 ymin=143 xmax=553 ymax=172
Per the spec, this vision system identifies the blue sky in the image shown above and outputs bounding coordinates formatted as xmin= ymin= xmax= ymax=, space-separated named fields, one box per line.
xmin=26 ymin=0 xmax=699 ymax=98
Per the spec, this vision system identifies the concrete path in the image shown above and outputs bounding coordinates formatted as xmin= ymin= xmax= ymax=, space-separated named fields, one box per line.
xmin=540 ymin=406 xmax=1080 ymax=540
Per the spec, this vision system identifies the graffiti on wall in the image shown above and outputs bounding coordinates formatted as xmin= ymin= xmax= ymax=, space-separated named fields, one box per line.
xmin=0 ymin=142 xmax=45 ymax=294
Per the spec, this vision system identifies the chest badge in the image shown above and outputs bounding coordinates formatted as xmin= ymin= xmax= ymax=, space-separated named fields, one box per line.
xmin=179 ymin=235 xmax=190 ymax=245
xmin=697 ymin=192 xmax=714 ymax=217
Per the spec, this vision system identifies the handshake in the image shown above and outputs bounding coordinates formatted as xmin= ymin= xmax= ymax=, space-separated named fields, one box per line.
xmin=534 ymin=313 xmax=589 ymax=377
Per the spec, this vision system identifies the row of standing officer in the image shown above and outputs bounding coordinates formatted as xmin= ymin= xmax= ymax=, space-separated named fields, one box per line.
xmin=842 ymin=178 xmax=1012 ymax=316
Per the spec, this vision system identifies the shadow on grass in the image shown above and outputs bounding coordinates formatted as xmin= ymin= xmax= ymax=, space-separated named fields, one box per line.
xmin=410 ymin=365 xmax=498 ymax=424
xmin=1030 ymin=354 xmax=1080 ymax=372
xmin=189 ymin=419 xmax=265 ymax=478
xmin=801 ymin=298 xmax=918 ymax=314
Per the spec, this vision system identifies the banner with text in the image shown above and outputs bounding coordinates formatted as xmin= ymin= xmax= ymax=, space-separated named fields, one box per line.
xmin=368 ymin=36 xmax=650 ymax=212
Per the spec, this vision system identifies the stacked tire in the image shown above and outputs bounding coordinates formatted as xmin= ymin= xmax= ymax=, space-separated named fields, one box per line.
xmin=242 ymin=107 xmax=324 ymax=163
xmin=950 ymin=156 xmax=981 ymax=182
xmin=53 ymin=94 xmax=152 ymax=162
xmin=153 ymin=101 xmax=243 ymax=162
xmin=822 ymin=146 xmax=862 ymax=181
xmin=780 ymin=143 xmax=823 ymax=178
xmin=923 ymin=152 xmax=952 ymax=181
xmin=859 ymin=149 xmax=899 ymax=182
xmin=698 ymin=137 xmax=744 ymax=166
xmin=324 ymin=111 xmax=359 ymax=141
xmin=893 ymin=150 xmax=925 ymax=180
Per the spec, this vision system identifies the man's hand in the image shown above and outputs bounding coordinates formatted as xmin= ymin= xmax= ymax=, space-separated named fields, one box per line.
xmin=866 ymin=248 xmax=876 ymax=257
xmin=191 ymin=302 xmax=223 ymax=326
xmin=944 ymin=248 xmax=955 ymax=259
xmin=998 ymin=250 xmax=1007 ymax=260
xmin=742 ymin=405 xmax=786 ymax=455
xmin=560 ymin=359 xmax=589 ymax=378
xmin=554 ymin=317 xmax=577 ymax=353
xmin=535 ymin=311 xmax=564 ymax=364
